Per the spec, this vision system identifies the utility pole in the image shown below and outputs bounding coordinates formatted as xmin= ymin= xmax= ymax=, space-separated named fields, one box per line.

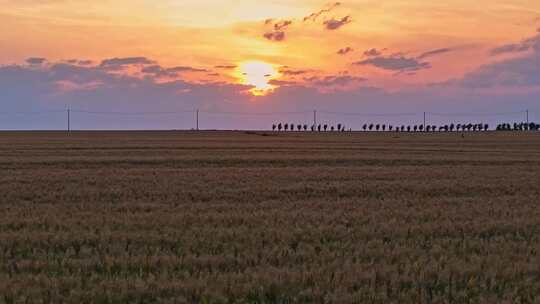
xmin=67 ymin=107 xmax=71 ymax=133
xmin=526 ymin=109 xmax=529 ymax=125
xmin=313 ymin=110 xmax=317 ymax=128
xmin=196 ymin=109 xmax=199 ymax=131
xmin=423 ymin=112 xmax=426 ymax=131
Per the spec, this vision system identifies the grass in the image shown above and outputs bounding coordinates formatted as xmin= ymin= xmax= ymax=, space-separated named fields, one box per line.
xmin=1 ymin=131 xmax=540 ymax=303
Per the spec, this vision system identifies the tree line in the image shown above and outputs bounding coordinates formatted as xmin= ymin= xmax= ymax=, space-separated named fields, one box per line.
xmin=272 ymin=121 xmax=539 ymax=132
xmin=496 ymin=122 xmax=540 ymax=131
xmin=272 ymin=123 xmax=348 ymax=132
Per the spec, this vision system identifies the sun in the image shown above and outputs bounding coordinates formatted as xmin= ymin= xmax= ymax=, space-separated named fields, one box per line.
xmin=236 ymin=61 xmax=280 ymax=96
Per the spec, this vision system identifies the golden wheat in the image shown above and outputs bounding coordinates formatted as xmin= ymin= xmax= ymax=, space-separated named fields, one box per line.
xmin=1 ymin=131 xmax=539 ymax=303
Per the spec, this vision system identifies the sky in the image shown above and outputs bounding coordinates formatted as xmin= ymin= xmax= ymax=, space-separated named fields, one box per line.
xmin=1 ymin=0 xmax=540 ymax=130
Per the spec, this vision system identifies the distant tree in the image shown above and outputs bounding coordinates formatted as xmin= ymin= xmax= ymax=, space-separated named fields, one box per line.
xmin=419 ymin=125 xmax=424 ymax=132
xmin=376 ymin=124 xmax=380 ymax=131
xmin=331 ymin=126 xmax=335 ymax=131
xmin=284 ymin=123 xmax=289 ymax=131
xmin=450 ymin=124 xmax=455 ymax=132
xmin=401 ymin=125 xmax=405 ymax=132
xmin=324 ymin=124 xmax=328 ymax=131
xmin=272 ymin=124 xmax=276 ymax=131
xmin=432 ymin=125 xmax=436 ymax=132
xmin=413 ymin=125 xmax=418 ymax=132
xmin=337 ymin=123 xmax=342 ymax=131
xmin=444 ymin=125 xmax=449 ymax=132
xmin=407 ymin=126 xmax=411 ymax=132
xmin=278 ymin=123 xmax=282 ymax=131
xmin=297 ymin=124 xmax=302 ymax=131
xmin=456 ymin=124 xmax=462 ymax=131
xmin=382 ymin=124 xmax=386 ymax=131
xmin=318 ymin=124 xmax=322 ymax=132
xmin=311 ymin=125 xmax=315 ymax=131
xmin=304 ymin=124 xmax=308 ymax=131
xmin=363 ymin=124 xmax=367 ymax=131
xmin=389 ymin=125 xmax=394 ymax=131
xmin=426 ymin=125 xmax=431 ymax=132
xmin=369 ymin=124 xmax=374 ymax=131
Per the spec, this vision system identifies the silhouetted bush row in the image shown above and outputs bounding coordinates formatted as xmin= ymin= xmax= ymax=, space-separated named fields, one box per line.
xmin=360 ymin=123 xmax=490 ymax=132
xmin=272 ymin=123 xmax=348 ymax=132
xmin=272 ymin=122 xmax=540 ymax=132
xmin=496 ymin=122 xmax=540 ymax=131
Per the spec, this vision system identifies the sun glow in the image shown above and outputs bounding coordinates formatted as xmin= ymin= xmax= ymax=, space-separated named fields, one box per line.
xmin=237 ymin=61 xmax=280 ymax=96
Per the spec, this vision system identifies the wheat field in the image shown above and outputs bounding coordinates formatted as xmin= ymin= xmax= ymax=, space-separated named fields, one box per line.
xmin=1 ymin=131 xmax=540 ymax=303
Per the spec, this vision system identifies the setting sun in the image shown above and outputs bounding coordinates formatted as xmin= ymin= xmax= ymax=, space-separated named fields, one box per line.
xmin=237 ymin=61 xmax=280 ymax=96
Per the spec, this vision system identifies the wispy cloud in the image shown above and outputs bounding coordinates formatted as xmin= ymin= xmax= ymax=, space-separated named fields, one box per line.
xmin=273 ymin=20 xmax=292 ymax=31
xmin=262 ymin=2 xmax=350 ymax=42
xmin=100 ymin=57 xmax=155 ymax=67
xmin=324 ymin=16 xmax=351 ymax=30
xmin=279 ymin=67 xmax=310 ymax=76
xmin=354 ymin=55 xmax=431 ymax=73
xmin=215 ymin=65 xmax=237 ymax=69
xmin=26 ymin=57 xmax=46 ymax=65
xmin=490 ymin=32 xmax=539 ymax=56
xmin=263 ymin=31 xmax=286 ymax=41
xmin=363 ymin=48 xmax=384 ymax=57
xmin=263 ymin=19 xmax=293 ymax=42
xmin=262 ymin=17 xmax=294 ymax=42
xmin=303 ymin=2 xmax=341 ymax=22
xmin=142 ymin=65 xmax=207 ymax=77
xmin=337 ymin=47 xmax=354 ymax=55
xmin=305 ymin=75 xmax=366 ymax=86
xmin=459 ymin=32 xmax=540 ymax=88
xmin=417 ymin=48 xmax=453 ymax=59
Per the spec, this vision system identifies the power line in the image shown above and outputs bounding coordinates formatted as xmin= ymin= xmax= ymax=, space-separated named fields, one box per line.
xmin=0 ymin=110 xmax=65 ymax=116
xmin=318 ymin=110 xmax=419 ymax=117
xmin=427 ymin=111 xmax=526 ymax=117
xmin=71 ymin=109 xmax=195 ymax=115
xmin=199 ymin=110 xmax=312 ymax=116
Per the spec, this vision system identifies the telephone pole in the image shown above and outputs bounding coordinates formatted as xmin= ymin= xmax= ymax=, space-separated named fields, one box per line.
xmin=423 ymin=112 xmax=426 ymax=131
xmin=526 ymin=109 xmax=529 ymax=125
xmin=196 ymin=109 xmax=199 ymax=131
xmin=313 ymin=110 xmax=317 ymax=127
xmin=67 ymin=107 xmax=71 ymax=133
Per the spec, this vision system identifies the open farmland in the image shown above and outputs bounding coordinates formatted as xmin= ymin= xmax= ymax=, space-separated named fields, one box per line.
xmin=1 ymin=131 xmax=540 ymax=303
